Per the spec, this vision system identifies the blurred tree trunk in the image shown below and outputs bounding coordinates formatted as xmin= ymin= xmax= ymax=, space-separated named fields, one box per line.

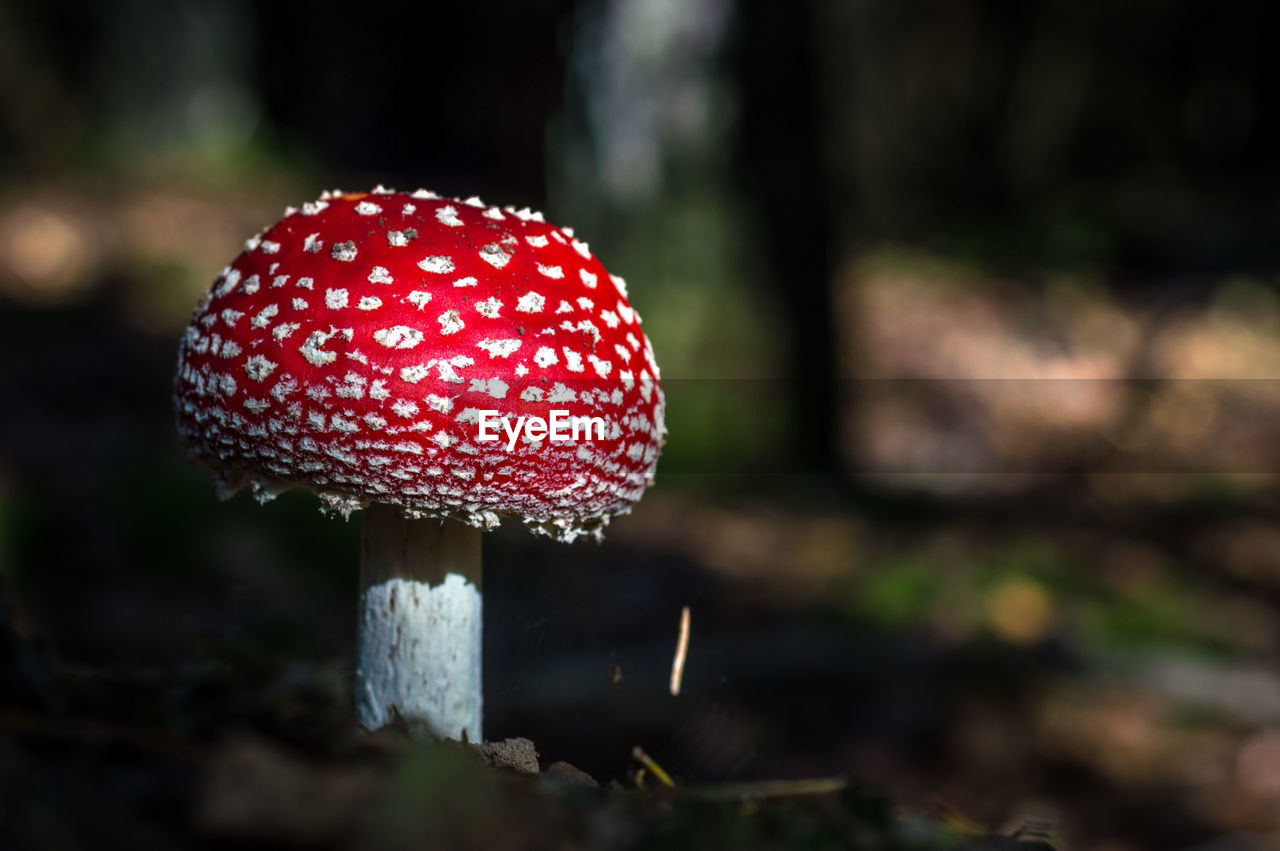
xmin=733 ymin=0 xmax=838 ymax=472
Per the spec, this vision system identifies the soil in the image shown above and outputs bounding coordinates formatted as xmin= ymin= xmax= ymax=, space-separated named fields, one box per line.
xmin=0 ymin=598 xmax=980 ymax=850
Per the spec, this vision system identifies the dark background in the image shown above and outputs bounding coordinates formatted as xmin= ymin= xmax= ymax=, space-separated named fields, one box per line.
xmin=4 ymin=1 xmax=1280 ymax=848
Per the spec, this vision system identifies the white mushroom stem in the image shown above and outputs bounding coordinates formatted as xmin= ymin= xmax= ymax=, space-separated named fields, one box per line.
xmin=356 ymin=504 xmax=483 ymax=740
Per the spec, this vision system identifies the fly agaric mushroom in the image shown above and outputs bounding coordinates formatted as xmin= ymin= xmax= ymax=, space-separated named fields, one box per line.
xmin=174 ymin=187 xmax=664 ymax=740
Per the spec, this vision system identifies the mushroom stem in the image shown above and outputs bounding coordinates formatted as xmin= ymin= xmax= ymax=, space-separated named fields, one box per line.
xmin=356 ymin=504 xmax=483 ymax=740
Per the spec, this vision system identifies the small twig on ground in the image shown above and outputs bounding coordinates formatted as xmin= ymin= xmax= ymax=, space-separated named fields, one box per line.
xmin=682 ymin=777 xmax=848 ymax=802
xmin=669 ymin=605 xmax=691 ymax=696
xmin=632 ymin=745 xmax=676 ymax=788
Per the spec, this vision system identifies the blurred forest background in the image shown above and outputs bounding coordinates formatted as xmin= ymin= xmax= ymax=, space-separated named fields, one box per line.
xmin=3 ymin=0 xmax=1280 ymax=849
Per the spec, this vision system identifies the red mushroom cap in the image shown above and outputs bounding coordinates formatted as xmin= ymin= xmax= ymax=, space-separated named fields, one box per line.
xmin=175 ymin=187 xmax=664 ymax=541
